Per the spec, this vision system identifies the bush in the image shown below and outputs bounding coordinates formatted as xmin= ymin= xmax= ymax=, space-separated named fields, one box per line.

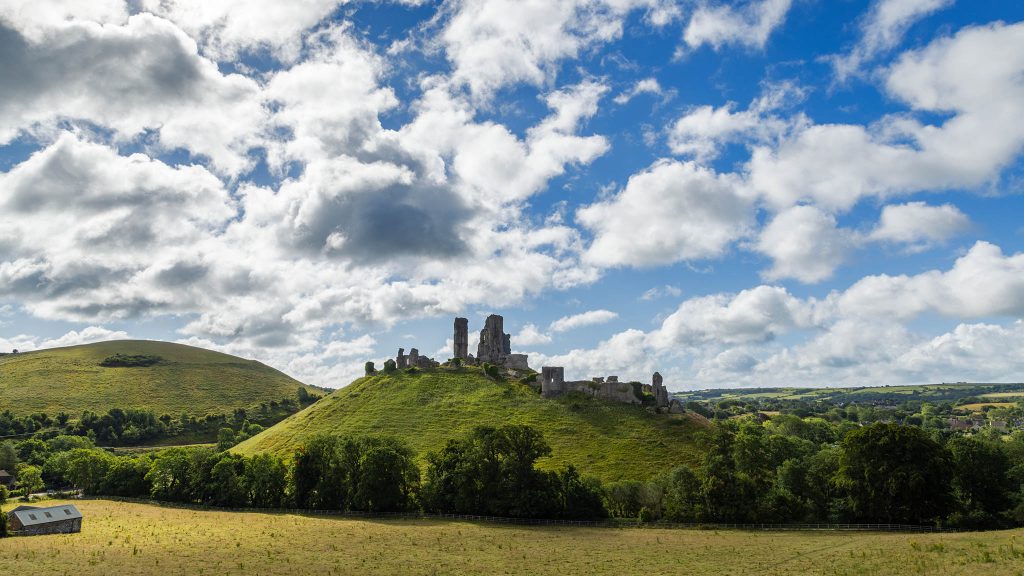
xmin=638 ymin=506 xmax=654 ymax=523
xmin=382 ymin=359 xmax=397 ymax=374
xmin=483 ymin=363 xmax=500 ymax=379
xmin=0 ymin=504 xmax=7 ymax=538
xmin=405 ymin=367 xmax=420 ymax=374
xmin=364 ymin=361 xmax=376 ymax=375
xmin=99 ymin=354 xmax=164 ymax=368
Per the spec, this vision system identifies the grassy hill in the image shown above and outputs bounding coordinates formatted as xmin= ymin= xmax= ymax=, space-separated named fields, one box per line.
xmin=0 ymin=340 xmax=321 ymax=418
xmin=234 ymin=367 xmax=708 ymax=483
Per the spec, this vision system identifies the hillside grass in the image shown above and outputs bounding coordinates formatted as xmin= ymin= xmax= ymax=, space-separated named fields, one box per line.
xmin=0 ymin=340 xmax=321 ymax=418
xmin=235 ymin=368 xmax=708 ymax=483
xmin=2 ymin=499 xmax=1023 ymax=576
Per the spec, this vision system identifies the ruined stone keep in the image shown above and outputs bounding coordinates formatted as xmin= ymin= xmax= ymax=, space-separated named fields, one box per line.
xmin=454 ymin=317 xmax=469 ymax=359
xmin=476 ymin=314 xmax=511 ymax=364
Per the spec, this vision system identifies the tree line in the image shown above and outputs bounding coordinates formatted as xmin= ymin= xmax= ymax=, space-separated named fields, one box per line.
xmin=3 ymin=417 xmax=1024 ymax=529
xmin=0 ymin=425 xmax=607 ymax=522
xmin=603 ymin=417 xmax=1024 ymax=528
xmin=0 ymin=387 xmax=319 ymax=446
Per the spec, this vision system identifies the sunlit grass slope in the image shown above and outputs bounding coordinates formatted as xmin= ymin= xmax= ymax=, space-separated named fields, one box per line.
xmin=2 ymin=499 xmax=1023 ymax=576
xmin=0 ymin=340 xmax=321 ymax=417
xmin=235 ymin=368 xmax=708 ymax=483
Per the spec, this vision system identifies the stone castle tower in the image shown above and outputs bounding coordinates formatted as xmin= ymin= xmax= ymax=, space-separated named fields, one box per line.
xmin=476 ymin=314 xmax=511 ymax=364
xmin=454 ymin=317 xmax=469 ymax=359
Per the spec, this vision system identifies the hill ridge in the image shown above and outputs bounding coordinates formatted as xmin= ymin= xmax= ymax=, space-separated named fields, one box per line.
xmin=0 ymin=339 xmax=321 ymax=418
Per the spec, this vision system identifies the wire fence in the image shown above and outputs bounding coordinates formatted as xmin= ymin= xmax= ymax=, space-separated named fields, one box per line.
xmin=72 ymin=496 xmax=957 ymax=533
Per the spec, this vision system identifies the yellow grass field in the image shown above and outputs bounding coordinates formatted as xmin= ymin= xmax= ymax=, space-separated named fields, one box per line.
xmin=979 ymin=393 xmax=1024 ymax=399
xmin=2 ymin=500 xmax=1023 ymax=576
xmin=959 ymin=402 xmax=1017 ymax=412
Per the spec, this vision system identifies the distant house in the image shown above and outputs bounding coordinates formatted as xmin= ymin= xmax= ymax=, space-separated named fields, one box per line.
xmin=0 ymin=469 xmax=14 ymax=490
xmin=948 ymin=418 xmax=972 ymax=431
xmin=7 ymin=504 xmax=83 ymax=536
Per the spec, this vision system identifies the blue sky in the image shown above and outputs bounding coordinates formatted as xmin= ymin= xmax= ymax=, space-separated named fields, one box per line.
xmin=1 ymin=0 xmax=1024 ymax=390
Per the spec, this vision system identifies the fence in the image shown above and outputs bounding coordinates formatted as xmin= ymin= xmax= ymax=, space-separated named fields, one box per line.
xmin=77 ymin=496 xmax=957 ymax=533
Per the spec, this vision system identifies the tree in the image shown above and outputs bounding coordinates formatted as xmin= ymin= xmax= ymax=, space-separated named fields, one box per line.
xmin=63 ymin=449 xmax=114 ymax=494
xmin=291 ymin=435 xmax=350 ymax=510
xmin=556 ymin=466 xmax=606 ymax=520
xmin=836 ymin=423 xmax=953 ymax=524
xmin=0 ymin=441 xmax=17 ymax=472
xmin=102 ymin=456 xmax=152 ymax=497
xmin=421 ymin=425 xmax=592 ymax=519
xmin=662 ymin=465 xmax=701 ymax=522
xmin=216 ymin=428 xmax=237 ymax=452
xmin=207 ymin=453 xmax=248 ymax=507
xmin=245 ymin=453 xmax=288 ymax=508
xmin=353 ymin=439 xmax=419 ymax=512
xmin=147 ymin=447 xmax=208 ymax=502
xmin=16 ymin=464 xmax=44 ymax=498
xmin=15 ymin=438 xmax=48 ymax=466
xmin=947 ymin=436 xmax=1011 ymax=527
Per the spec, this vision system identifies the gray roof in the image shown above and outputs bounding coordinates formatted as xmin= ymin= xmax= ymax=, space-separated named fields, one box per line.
xmin=9 ymin=504 xmax=82 ymax=527
xmin=0 ymin=469 xmax=13 ymax=478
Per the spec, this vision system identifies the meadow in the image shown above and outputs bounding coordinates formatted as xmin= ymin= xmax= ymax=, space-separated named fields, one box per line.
xmin=235 ymin=368 xmax=708 ymax=483
xmin=0 ymin=340 xmax=322 ymax=417
xmin=2 ymin=499 xmax=1023 ymax=576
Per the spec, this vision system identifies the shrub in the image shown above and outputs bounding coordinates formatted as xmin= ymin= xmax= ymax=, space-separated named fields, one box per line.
xmin=382 ymin=359 xmax=397 ymax=374
xmin=483 ymin=363 xmax=500 ymax=379
xmin=100 ymin=354 xmax=164 ymax=368
xmin=364 ymin=361 xmax=376 ymax=375
xmin=405 ymin=367 xmax=420 ymax=374
xmin=638 ymin=506 xmax=654 ymax=523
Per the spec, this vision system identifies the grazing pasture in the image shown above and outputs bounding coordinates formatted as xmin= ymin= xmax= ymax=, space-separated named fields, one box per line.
xmin=2 ymin=500 xmax=1022 ymax=576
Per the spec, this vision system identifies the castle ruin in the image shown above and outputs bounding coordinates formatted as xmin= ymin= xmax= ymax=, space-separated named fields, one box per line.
xmin=385 ymin=314 xmax=676 ymax=409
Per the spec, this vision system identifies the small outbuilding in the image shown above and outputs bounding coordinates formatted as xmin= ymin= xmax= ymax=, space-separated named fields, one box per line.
xmin=0 ymin=469 xmax=14 ymax=490
xmin=7 ymin=504 xmax=83 ymax=536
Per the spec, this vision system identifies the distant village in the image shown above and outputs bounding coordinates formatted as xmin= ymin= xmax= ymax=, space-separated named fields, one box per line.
xmin=379 ymin=314 xmax=685 ymax=413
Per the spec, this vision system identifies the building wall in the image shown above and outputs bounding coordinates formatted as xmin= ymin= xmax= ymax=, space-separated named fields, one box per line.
xmin=9 ymin=517 xmax=82 ymax=536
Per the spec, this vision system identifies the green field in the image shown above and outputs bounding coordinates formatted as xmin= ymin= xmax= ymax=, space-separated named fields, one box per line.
xmin=2 ymin=499 xmax=1022 ymax=576
xmin=235 ymin=368 xmax=707 ymax=483
xmin=0 ymin=340 xmax=323 ymax=418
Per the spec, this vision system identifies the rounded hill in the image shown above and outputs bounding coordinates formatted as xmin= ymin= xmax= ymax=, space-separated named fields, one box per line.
xmin=234 ymin=367 xmax=708 ymax=483
xmin=0 ymin=340 xmax=321 ymax=418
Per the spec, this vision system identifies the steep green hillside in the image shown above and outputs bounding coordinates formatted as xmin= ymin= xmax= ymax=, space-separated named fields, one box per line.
xmin=235 ymin=368 xmax=708 ymax=483
xmin=0 ymin=340 xmax=321 ymax=417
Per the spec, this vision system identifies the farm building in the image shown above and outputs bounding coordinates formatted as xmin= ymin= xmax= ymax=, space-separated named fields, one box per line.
xmin=7 ymin=504 xmax=83 ymax=536
xmin=0 ymin=469 xmax=14 ymax=489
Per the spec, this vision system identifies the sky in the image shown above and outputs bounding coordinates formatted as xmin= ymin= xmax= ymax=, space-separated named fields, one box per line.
xmin=1 ymin=0 xmax=1024 ymax=391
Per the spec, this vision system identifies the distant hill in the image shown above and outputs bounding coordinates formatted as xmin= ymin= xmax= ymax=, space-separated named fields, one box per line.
xmin=674 ymin=383 xmax=1024 ymax=405
xmin=0 ymin=340 xmax=322 ymax=418
xmin=234 ymin=368 xmax=708 ymax=483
